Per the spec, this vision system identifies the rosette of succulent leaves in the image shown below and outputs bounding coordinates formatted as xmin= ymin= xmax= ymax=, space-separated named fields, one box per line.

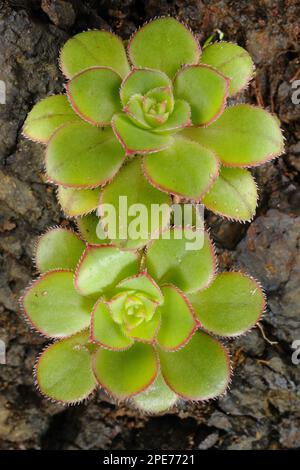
xmin=23 ymin=17 xmax=284 ymax=249
xmin=21 ymin=226 xmax=265 ymax=413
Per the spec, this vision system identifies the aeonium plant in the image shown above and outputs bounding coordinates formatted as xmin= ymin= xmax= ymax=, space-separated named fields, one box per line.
xmin=22 ymin=17 xmax=284 ymax=248
xmin=20 ymin=226 xmax=265 ymax=413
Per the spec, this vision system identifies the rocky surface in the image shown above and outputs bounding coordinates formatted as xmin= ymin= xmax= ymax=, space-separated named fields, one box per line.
xmin=0 ymin=0 xmax=300 ymax=450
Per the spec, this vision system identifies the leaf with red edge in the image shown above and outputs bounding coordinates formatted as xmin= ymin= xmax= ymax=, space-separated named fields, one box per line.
xmin=35 ymin=227 xmax=85 ymax=273
xmin=143 ymin=136 xmax=219 ymax=200
xmin=60 ymin=31 xmax=130 ymax=79
xmin=99 ymin=157 xmax=171 ymax=249
xmin=112 ymin=113 xmax=173 ymax=155
xmin=202 ymin=166 xmax=258 ymax=221
xmin=46 ymin=122 xmax=124 ymax=188
xmin=77 ymin=213 xmax=111 ymax=245
xmin=159 ymin=331 xmax=230 ymax=400
xmin=145 ymin=227 xmax=216 ymax=294
xmin=120 ymin=68 xmax=172 ymax=106
xmin=153 ymin=100 xmax=191 ymax=134
xmin=75 ymin=245 xmax=139 ymax=296
xmin=157 ymin=285 xmax=197 ymax=351
xmin=117 ymin=272 xmax=163 ymax=305
xmin=23 ymin=95 xmax=80 ymax=144
xmin=90 ymin=300 xmax=133 ymax=350
xmin=36 ymin=331 xmax=97 ymax=403
xmin=200 ymin=42 xmax=254 ymax=96
xmin=22 ymin=270 xmax=94 ymax=338
xmin=173 ymin=65 xmax=229 ymax=126
xmin=132 ymin=373 xmax=178 ymax=413
xmin=58 ymin=186 xmax=101 ymax=217
xmin=182 ymin=104 xmax=284 ymax=167
xmin=128 ymin=17 xmax=200 ymax=79
xmin=93 ymin=342 xmax=158 ymax=399
xmin=67 ymin=67 xmax=122 ymax=126
xmin=188 ymin=272 xmax=265 ymax=337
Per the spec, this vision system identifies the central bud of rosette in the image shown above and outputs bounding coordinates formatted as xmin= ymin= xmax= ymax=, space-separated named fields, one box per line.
xmin=125 ymin=87 xmax=174 ymax=128
xmin=109 ymin=290 xmax=158 ymax=331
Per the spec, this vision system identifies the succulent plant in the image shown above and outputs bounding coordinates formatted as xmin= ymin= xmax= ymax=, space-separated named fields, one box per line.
xmin=20 ymin=226 xmax=265 ymax=413
xmin=23 ymin=17 xmax=284 ymax=248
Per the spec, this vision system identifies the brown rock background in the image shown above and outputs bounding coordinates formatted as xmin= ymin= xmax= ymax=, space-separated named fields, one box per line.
xmin=0 ymin=0 xmax=300 ymax=450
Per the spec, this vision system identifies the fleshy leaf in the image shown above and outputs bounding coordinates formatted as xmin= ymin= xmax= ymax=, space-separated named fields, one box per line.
xmin=200 ymin=42 xmax=254 ymax=96
xmin=75 ymin=245 xmax=139 ymax=296
xmin=124 ymin=310 xmax=161 ymax=343
xmin=132 ymin=373 xmax=178 ymax=413
xmin=120 ymin=68 xmax=172 ymax=106
xmin=146 ymin=227 xmax=216 ymax=294
xmin=143 ymin=136 xmax=219 ymax=199
xmin=23 ymin=95 xmax=80 ymax=143
xmin=159 ymin=331 xmax=230 ymax=400
xmin=188 ymin=272 xmax=265 ymax=336
xmin=174 ymin=65 xmax=229 ymax=126
xmin=93 ymin=342 xmax=158 ymax=399
xmin=182 ymin=105 xmax=284 ymax=167
xmin=22 ymin=271 xmax=93 ymax=338
xmin=67 ymin=67 xmax=122 ymax=126
xmin=128 ymin=17 xmax=200 ymax=78
xmin=58 ymin=186 xmax=101 ymax=217
xmin=35 ymin=227 xmax=85 ymax=273
xmin=77 ymin=213 xmax=110 ymax=245
xmin=46 ymin=122 xmax=124 ymax=187
xmin=117 ymin=272 xmax=163 ymax=304
xmin=112 ymin=114 xmax=173 ymax=155
xmin=154 ymin=100 xmax=191 ymax=133
xmin=202 ymin=167 xmax=257 ymax=221
xmin=90 ymin=300 xmax=133 ymax=350
xmin=157 ymin=285 xmax=197 ymax=351
xmin=99 ymin=157 xmax=171 ymax=249
xmin=36 ymin=331 xmax=97 ymax=403
xmin=60 ymin=31 xmax=130 ymax=79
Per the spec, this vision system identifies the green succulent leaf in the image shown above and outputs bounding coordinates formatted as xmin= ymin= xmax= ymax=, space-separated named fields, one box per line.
xmin=202 ymin=167 xmax=258 ymax=221
xmin=67 ymin=67 xmax=122 ymax=126
xmin=100 ymin=158 xmax=171 ymax=249
xmin=58 ymin=186 xmax=101 ymax=217
xmin=93 ymin=342 xmax=158 ymax=399
xmin=146 ymin=227 xmax=216 ymax=294
xmin=124 ymin=309 xmax=161 ymax=343
xmin=60 ymin=30 xmax=130 ymax=79
xmin=117 ymin=272 xmax=163 ymax=305
xmin=77 ymin=213 xmax=111 ymax=245
xmin=182 ymin=104 xmax=284 ymax=167
xmin=143 ymin=136 xmax=219 ymax=199
xmin=153 ymin=100 xmax=191 ymax=133
xmin=120 ymin=68 xmax=172 ymax=106
xmin=36 ymin=331 xmax=97 ymax=403
xmin=159 ymin=331 xmax=230 ymax=399
xmin=174 ymin=65 xmax=229 ymax=126
xmin=132 ymin=373 xmax=178 ymax=413
xmin=23 ymin=95 xmax=80 ymax=143
xmin=75 ymin=245 xmax=139 ymax=296
xmin=112 ymin=114 xmax=173 ymax=155
xmin=200 ymin=42 xmax=254 ymax=96
xmin=157 ymin=285 xmax=197 ymax=351
xmin=188 ymin=272 xmax=265 ymax=337
xmin=46 ymin=122 xmax=124 ymax=187
xmin=35 ymin=227 xmax=85 ymax=273
xmin=128 ymin=17 xmax=200 ymax=78
xmin=22 ymin=270 xmax=94 ymax=338
xmin=90 ymin=300 xmax=133 ymax=350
